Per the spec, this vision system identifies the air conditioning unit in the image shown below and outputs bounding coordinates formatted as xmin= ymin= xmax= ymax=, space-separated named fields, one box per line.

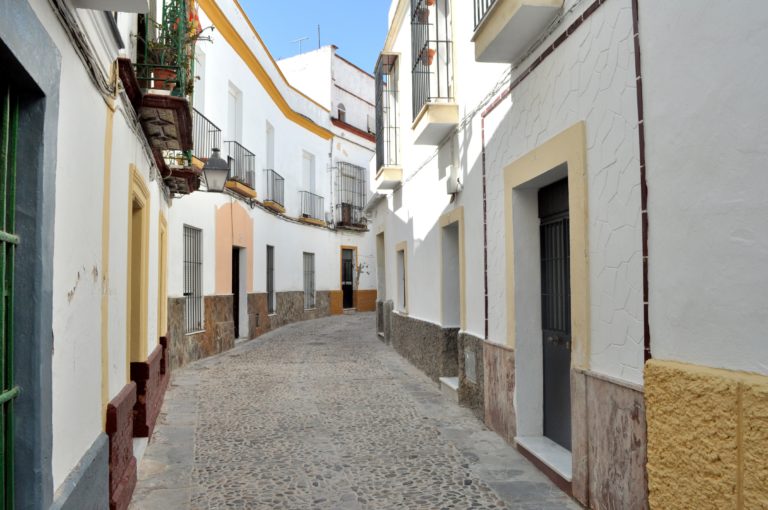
xmin=446 ymin=165 xmax=462 ymax=195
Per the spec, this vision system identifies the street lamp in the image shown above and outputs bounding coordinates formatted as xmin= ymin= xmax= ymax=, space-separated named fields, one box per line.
xmin=202 ymin=148 xmax=230 ymax=192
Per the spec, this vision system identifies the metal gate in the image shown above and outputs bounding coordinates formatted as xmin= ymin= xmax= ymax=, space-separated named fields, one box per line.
xmin=539 ymin=179 xmax=571 ymax=450
xmin=0 ymin=81 xmax=20 ymax=508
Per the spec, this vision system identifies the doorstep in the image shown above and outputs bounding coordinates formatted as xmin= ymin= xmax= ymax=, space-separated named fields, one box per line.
xmin=515 ymin=435 xmax=573 ymax=491
xmin=439 ymin=376 xmax=459 ymax=403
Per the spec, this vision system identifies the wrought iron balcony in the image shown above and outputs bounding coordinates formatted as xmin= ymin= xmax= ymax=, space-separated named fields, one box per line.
xmin=299 ymin=191 xmax=325 ymax=223
xmin=410 ymin=0 xmax=453 ymax=121
xmin=474 ymin=0 xmax=497 ymax=30
xmin=264 ymin=169 xmax=285 ymax=208
xmin=335 ymin=162 xmax=368 ymax=229
xmin=224 ymin=140 xmax=255 ymax=189
xmin=375 ymin=53 xmax=400 ymax=172
xmin=136 ymin=0 xmax=198 ymax=97
xmin=192 ymin=108 xmax=221 ymax=163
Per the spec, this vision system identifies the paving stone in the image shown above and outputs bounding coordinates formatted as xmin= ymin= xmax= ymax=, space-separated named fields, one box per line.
xmin=132 ymin=313 xmax=581 ymax=509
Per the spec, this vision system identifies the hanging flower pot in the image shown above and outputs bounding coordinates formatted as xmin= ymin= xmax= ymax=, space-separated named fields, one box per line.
xmin=417 ymin=7 xmax=430 ymax=23
xmin=420 ymin=48 xmax=436 ymax=66
xmin=426 ymin=0 xmax=436 ymax=5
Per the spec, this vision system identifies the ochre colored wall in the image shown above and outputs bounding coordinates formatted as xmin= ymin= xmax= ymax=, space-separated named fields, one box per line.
xmin=645 ymin=360 xmax=768 ymax=509
xmin=329 ymin=291 xmax=343 ymax=315
xmin=354 ymin=290 xmax=377 ymax=312
xmin=215 ymin=202 xmax=254 ymax=295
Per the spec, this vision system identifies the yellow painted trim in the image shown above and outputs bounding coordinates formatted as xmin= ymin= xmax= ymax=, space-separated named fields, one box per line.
xmin=191 ymin=156 xmax=205 ymax=170
xmin=225 ymin=179 xmax=257 ymax=199
xmin=439 ymin=207 xmax=466 ymax=331
xmin=157 ymin=214 xmax=168 ymax=336
xmin=100 ymin=106 xmax=115 ymax=426
xmin=126 ymin=165 xmax=151 ymax=380
xmin=503 ymin=121 xmax=589 ymax=368
xmin=197 ymin=0 xmax=333 ymax=140
xmin=395 ymin=241 xmax=408 ymax=314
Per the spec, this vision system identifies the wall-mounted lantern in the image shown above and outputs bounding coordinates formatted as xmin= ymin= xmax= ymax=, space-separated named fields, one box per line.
xmin=202 ymin=148 xmax=230 ymax=192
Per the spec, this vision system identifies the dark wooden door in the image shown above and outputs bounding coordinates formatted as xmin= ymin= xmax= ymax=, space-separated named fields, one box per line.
xmin=232 ymin=248 xmax=240 ymax=338
xmin=539 ymin=179 xmax=572 ymax=450
xmin=342 ymin=249 xmax=354 ymax=309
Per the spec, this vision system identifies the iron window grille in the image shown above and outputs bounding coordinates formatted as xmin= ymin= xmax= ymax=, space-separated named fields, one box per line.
xmin=303 ymin=252 xmax=316 ymax=309
xmin=224 ymin=140 xmax=256 ymax=189
xmin=474 ymin=0 xmax=497 ymax=30
xmin=410 ymin=0 xmax=454 ymax=121
xmin=0 ymin=80 xmax=20 ymax=509
xmin=266 ymin=246 xmax=275 ymax=314
xmin=183 ymin=225 xmax=203 ymax=333
xmin=192 ymin=107 xmax=221 ymax=162
xmin=299 ymin=191 xmax=324 ymax=221
xmin=264 ymin=168 xmax=285 ymax=207
xmin=335 ymin=162 xmax=368 ymax=227
xmin=375 ymin=53 xmax=400 ymax=170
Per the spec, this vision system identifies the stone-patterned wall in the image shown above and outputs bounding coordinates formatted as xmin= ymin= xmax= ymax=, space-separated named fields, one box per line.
xmin=376 ymin=301 xmax=384 ymax=335
xmin=458 ymin=332 xmax=484 ymax=421
xmin=269 ymin=291 xmax=331 ymax=329
xmin=390 ymin=312 xmax=458 ymax=382
xmin=167 ymin=295 xmax=235 ymax=370
xmin=106 ymin=383 xmax=137 ymax=510
xmin=571 ymin=369 xmax=648 ymax=509
xmin=247 ymin=292 xmax=272 ymax=339
xmin=645 ymin=360 xmax=768 ymax=509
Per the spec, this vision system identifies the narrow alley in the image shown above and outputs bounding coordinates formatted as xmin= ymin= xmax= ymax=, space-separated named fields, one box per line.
xmin=130 ymin=314 xmax=578 ymax=510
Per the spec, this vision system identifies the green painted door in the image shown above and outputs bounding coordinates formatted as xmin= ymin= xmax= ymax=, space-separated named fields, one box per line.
xmin=0 ymin=80 xmax=20 ymax=509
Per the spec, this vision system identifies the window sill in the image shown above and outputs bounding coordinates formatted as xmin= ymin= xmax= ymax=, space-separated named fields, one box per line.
xmin=185 ymin=329 xmax=205 ymax=336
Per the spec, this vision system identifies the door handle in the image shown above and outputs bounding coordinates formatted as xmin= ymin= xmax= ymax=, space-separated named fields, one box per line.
xmin=547 ymin=336 xmax=572 ymax=350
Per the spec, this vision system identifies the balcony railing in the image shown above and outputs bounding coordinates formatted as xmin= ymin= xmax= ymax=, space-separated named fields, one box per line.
xmin=264 ymin=169 xmax=285 ymax=207
xmin=474 ymin=0 xmax=497 ymax=30
xmin=192 ymin=108 xmax=221 ymax=162
xmin=411 ymin=0 xmax=453 ymax=120
xmin=224 ymin=140 xmax=255 ymax=188
xmin=336 ymin=162 xmax=367 ymax=228
xmin=136 ymin=0 xmax=197 ymax=98
xmin=375 ymin=53 xmax=400 ymax=170
xmin=299 ymin=191 xmax=324 ymax=222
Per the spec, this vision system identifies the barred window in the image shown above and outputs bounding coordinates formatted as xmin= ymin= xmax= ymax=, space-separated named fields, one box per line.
xmin=184 ymin=225 xmax=203 ymax=333
xmin=303 ymin=252 xmax=315 ymax=309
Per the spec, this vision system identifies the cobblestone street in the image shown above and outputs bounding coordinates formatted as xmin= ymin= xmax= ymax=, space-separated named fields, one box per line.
xmin=130 ymin=313 xmax=580 ymax=510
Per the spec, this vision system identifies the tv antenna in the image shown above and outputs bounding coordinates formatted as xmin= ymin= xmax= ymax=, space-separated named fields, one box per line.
xmin=291 ymin=36 xmax=310 ymax=54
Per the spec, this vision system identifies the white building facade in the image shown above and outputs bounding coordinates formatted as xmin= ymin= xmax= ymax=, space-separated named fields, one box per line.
xmin=369 ymin=0 xmax=768 ymax=508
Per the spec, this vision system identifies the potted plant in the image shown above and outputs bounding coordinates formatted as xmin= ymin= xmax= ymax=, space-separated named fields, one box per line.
xmin=420 ymin=47 xmax=436 ymax=66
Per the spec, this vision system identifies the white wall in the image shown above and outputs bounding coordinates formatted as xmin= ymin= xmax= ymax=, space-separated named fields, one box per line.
xmin=372 ymin=0 xmax=645 ymax=384
xmin=277 ymin=47 xmax=334 ymax=109
xmin=642 ymin=0 xmax=768 ymax=376
xmin=30 ymin=1 xmax=169 ymax=490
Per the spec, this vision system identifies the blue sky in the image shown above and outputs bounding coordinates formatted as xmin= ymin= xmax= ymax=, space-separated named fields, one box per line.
xmin=239 ymin=1 xmax=391 ymax=73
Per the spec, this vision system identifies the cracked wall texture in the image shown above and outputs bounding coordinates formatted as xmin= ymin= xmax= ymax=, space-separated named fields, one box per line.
xmin=482 ymin=0 xmax=644 ymax=384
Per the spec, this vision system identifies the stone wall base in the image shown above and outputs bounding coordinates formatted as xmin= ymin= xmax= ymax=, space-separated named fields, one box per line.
xmin=50 ymin=433 xmax=109 ymax=510
xmin=131 ymin=342 xmax=170 ymax=438
xmin=390 ymin=312 xmax=458 ymax=382
xmin=571 ymin=369 xmax=648 ymax=509
xmin=483 ymin=342 xmax=516 ymax=444
xmin=458 ymin=332 xmax=484 ymax=421
xmin=106 ymin=383 xmax=137 ymax=510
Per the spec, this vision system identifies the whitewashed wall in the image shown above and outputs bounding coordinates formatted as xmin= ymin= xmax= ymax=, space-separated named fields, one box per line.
xmin=373 ymin=0 xmax=645 ymax=384
xmin=641 ymin=0 xmax=768 ymax=376
xmin=29 ymin=2 xmax=170 ymax=490
xmin=277 ymin=47 xmax=334 ymax=109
